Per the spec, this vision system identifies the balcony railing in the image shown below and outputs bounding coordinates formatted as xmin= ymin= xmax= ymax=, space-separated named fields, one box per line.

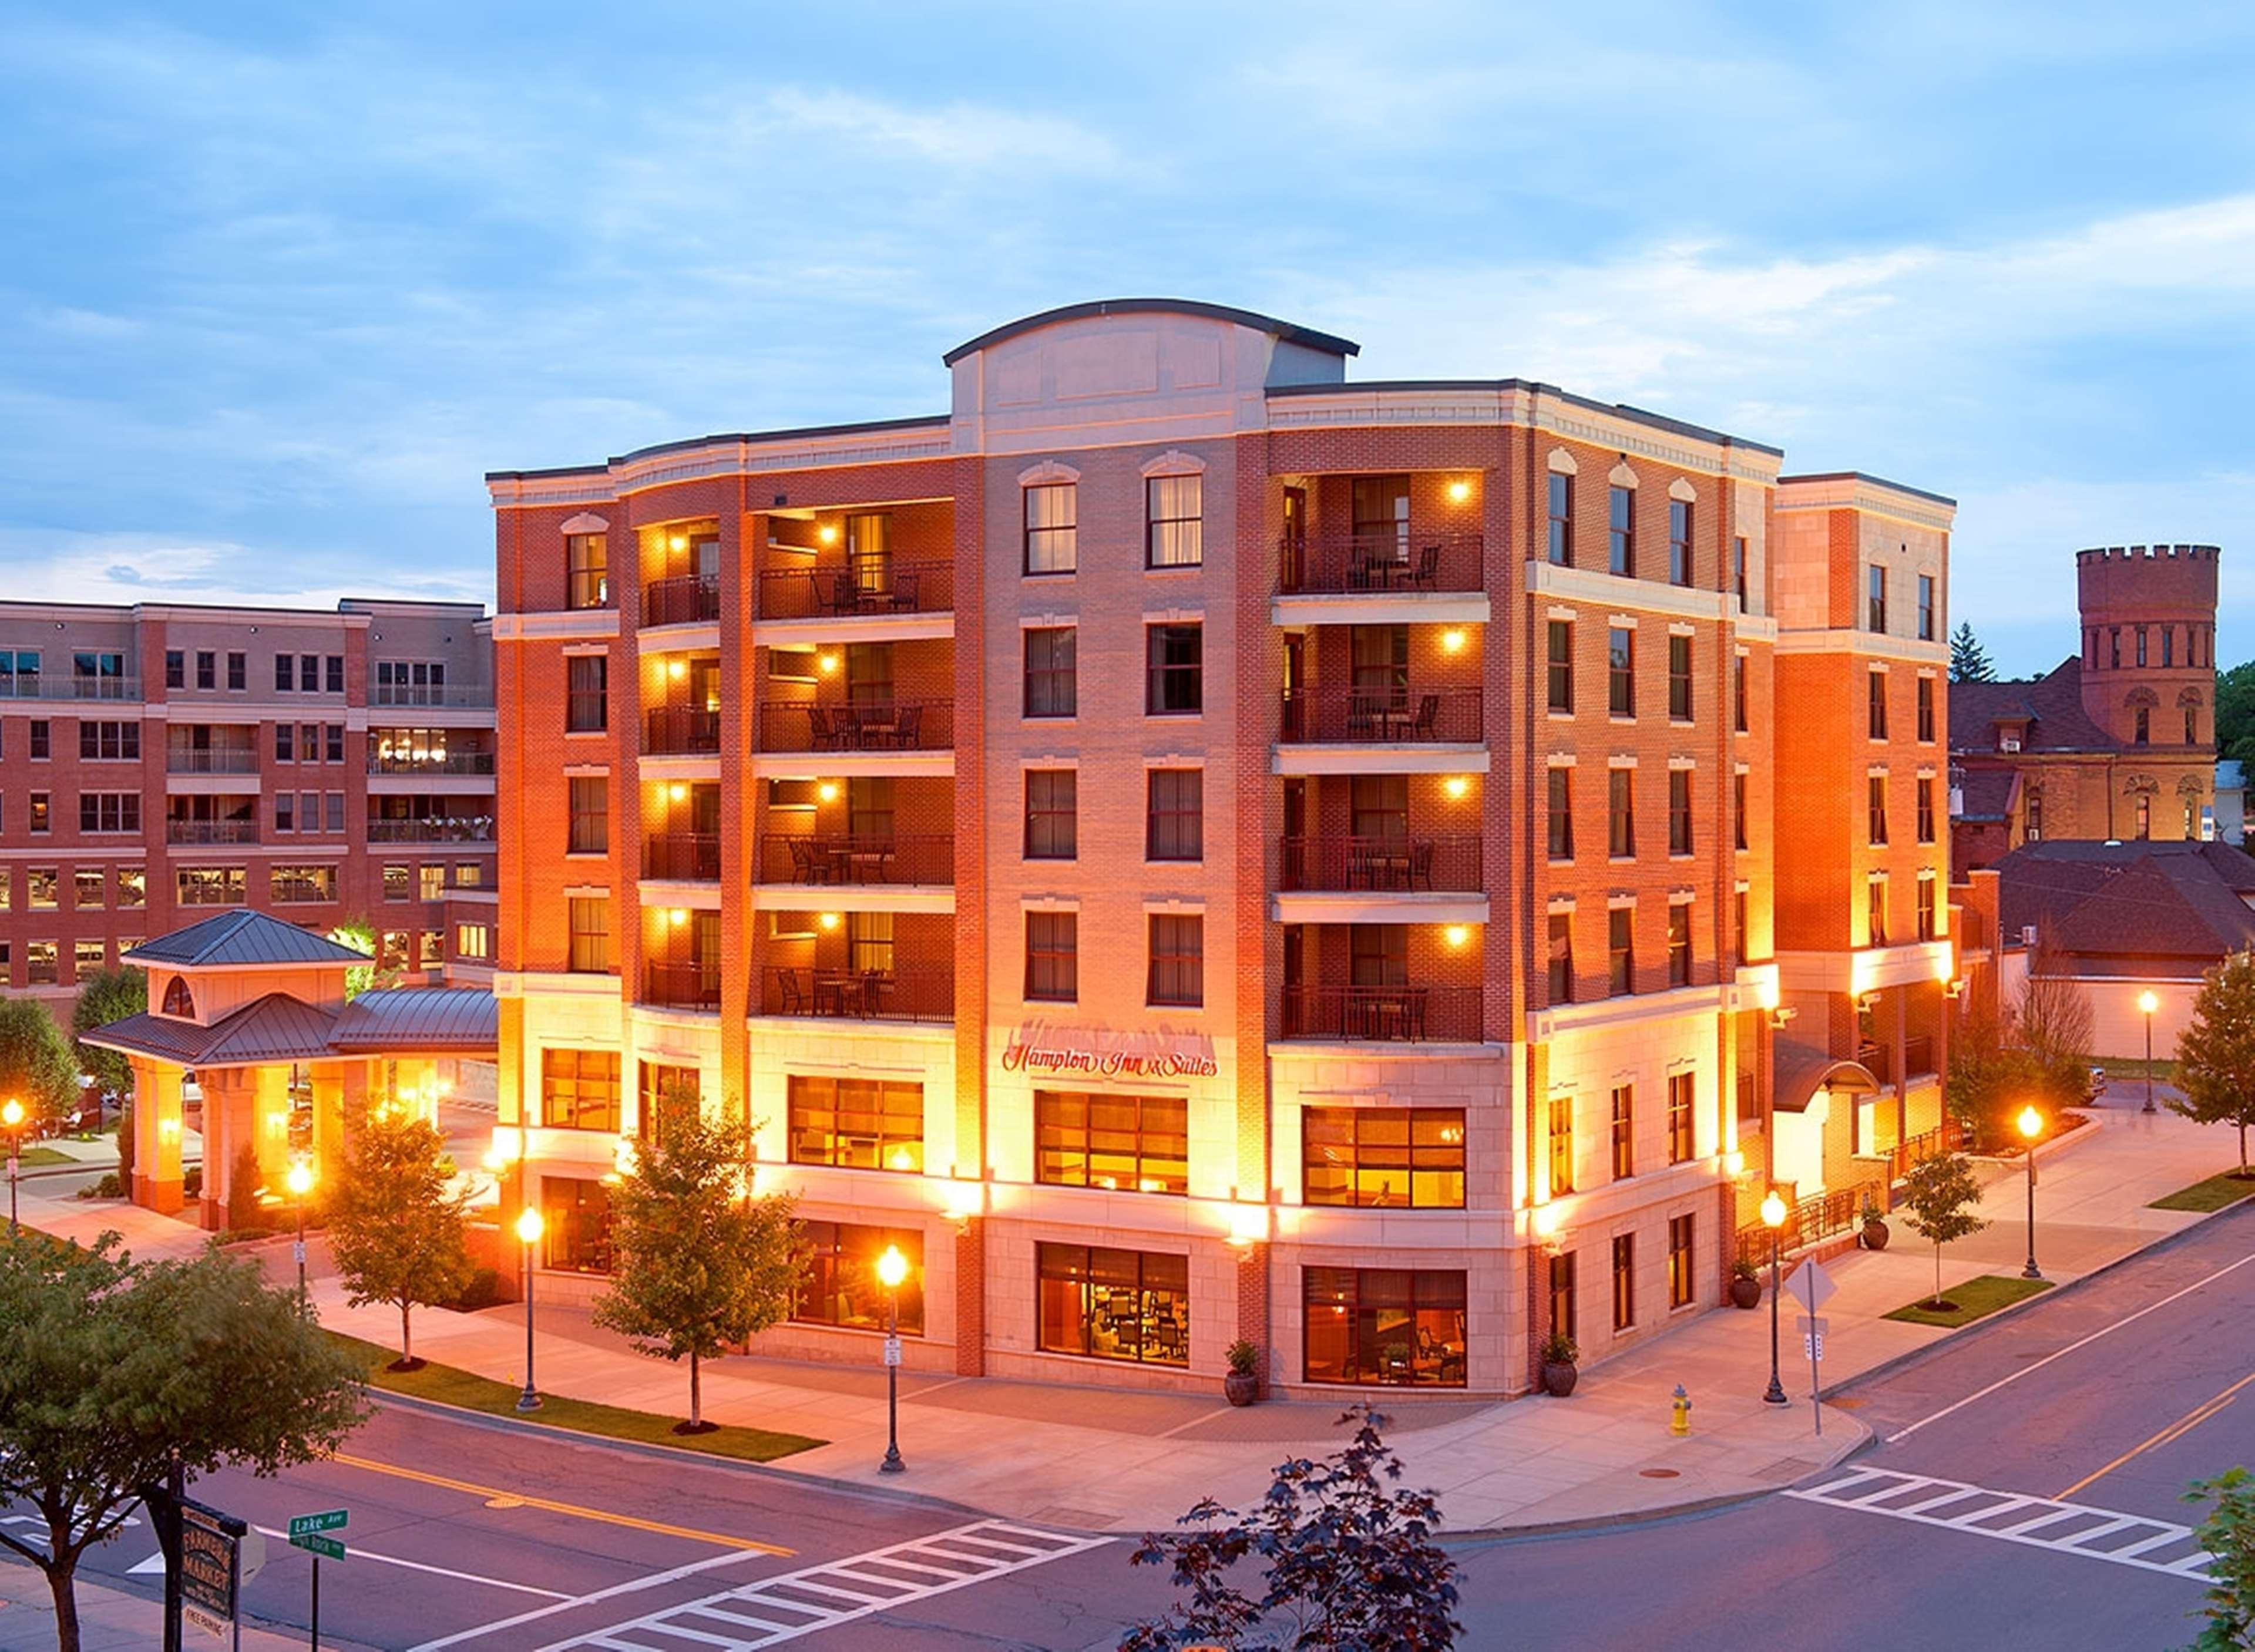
xmin=1281 ymin=984 xmax=1482 ymax=1042
xmin=166 ymin=820 xmax=258 ymax=844
xmin=0 ymin=675 xmax=142 ymax=701
xmin=1735 ymin=1185 xmax=1866 ymax=1269
xmin=1279 ymin=685 xmax=1483 ymax=744
xmin=758 ymin=700 xmax=953 ymax=753
xmin=643 ymin=832 xmax=721 ymax=881
xmin=1857 ymin=1042 xmax=1892 ymax=1087
xmin=1904 ymin=1035 xmax=1937 ymax=1078
xmin=366 ymin=817 xmax=495 ymax=843
xmin=645 ymin=706 xmax=722 ymax=756
xmin=1279 ymin=835 xmax=1482 ymax=893
xmin=761 ymin=833 xmax=953 ymax=886
xmin=761 ymin=965 xmax=954 ymax=1022
xmin=370 ymin=685 xmax=493 ymax=709
xmin=643 ymin=573 xmax=721 ymax=627
xmin=642 ymin=961 xmax=721 ymax=1011
xmin=166 ymin=751 xmax=261 ymax=775
xmin=368 ymin=750 xmax=495 ymax=775
xmin=1279 ymin=531 xmax=1484 ymax=595
xmin=758 ymin=560 xmax=955 ymax=621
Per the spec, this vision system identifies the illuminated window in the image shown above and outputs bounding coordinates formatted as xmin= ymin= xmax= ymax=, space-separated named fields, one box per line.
xmin=1038 ymin=1092 xmax=1187 ymax=1195
xmin=788 ymin=1074 xmax=923 ymax=1172
xmin=1303 ymin=1106 xmax=1465 ymax=1209
xmin=1043 ymin=1245 xmax=1188 ymax=1367
xmin=1302 ymin=1267 xmax=1465 ymax=1388
xmin=540 ymin=1048 xmax=620 ymax=1132
xmin=1024 ymin=484 xmax=1077 ymax=576
xmin=797 ymin=1223 xmax=923 ymax=1333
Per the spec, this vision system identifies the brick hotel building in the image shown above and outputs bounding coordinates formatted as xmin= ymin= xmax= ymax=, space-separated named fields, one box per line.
xmin=0 ymin=600 xmax=498 ymax=1009
xmin=488 ymin=300 xmax=1955 ymax=1398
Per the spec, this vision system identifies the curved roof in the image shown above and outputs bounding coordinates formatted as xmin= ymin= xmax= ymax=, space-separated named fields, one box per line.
xmin=126 ymin=911 xmax=369 ymax=971
xmin=943 ymin=298 xmax=1360 ymax=366
xmin=329 ymin=987 xmax=499 ymax=1054
xmin=1773 ymin=1042 xmax=1881 ymax=1115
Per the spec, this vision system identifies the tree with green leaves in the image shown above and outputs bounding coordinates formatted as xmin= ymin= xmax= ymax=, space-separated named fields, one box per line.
xmin=1950 ymin=621 xmax=1998 ymax=684
xmin=326 ymin=917 xmax=396 ymax=1001
xmin=0 ymin=1232 xmax=366 ymax=1652
xmin=328 ymin=1106 xmax=475 ymax=1369
xmin=2184 ymin=1466 xmax=2255 ymax=1650
xmin=70 ymin=967 xmax=145 ymax=1180
xmin=1945 ymin=1005 xmax=2046 ymax=1151
xmin=0 ymin=994 xmax=83 ymax=1129
xmin=593 ymin=1087 xmax=801 ymax=1431
xmin=2214 ymin=661 xmax=2255 ymax=766
xmin=1897 ymin=1152 xmax=1989 ymax=1310
xmin=2172 ymin=948 xmax=2255 ymax=1176
xmin=1124 ymin=1404 xmax=1460 ymax=1652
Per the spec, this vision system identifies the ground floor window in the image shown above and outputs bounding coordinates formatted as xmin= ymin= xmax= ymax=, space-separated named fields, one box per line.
xmin=796 ymin=1221 xmax=923 ymax=1334
xmin=1303 ymin=1267 xmax=1467 ymax=1387
xmin=1550 ymin=1251 xmax=1577 ymax=1344
xmin=1036 ymin=1243 xmax=1188 ymax=1367
xmin=1669 ymin=1213 xmax=1696 ymax=1308
xmin=541 ymin=1176 xmax=611 ymax=1273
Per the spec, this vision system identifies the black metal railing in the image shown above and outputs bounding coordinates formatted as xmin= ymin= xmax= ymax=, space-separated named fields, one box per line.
xmin=761 ymin=834 xmax=953 ymax=886
xmin=643 ymin=833 xmax=721 ymax=880
xmin=641 ymin=961 xmax=721 ymax=1011
xmin=1857 ymin=1043 xmax=1893 ymax=1086
xmin=644 ymin=706 xmax=722 ymax=756
xmin=761 ymin=965 xmax=954 ymax=1022
xmin=1279 ymin=685 xmax=1482 ymax=744
xmin=758 ymin=560 xmax=954 ymax=620
xmin=1279 ymin=530 xmax=1484 ymax=595
xmin=368 ymin=749 xmax=495 ymax=775
xmin=1279 ymin=835 xmax=1481 ymax=893
xmin=166 ymin=820 xmax=258 ymax=844
xmin=757 ymin=700 xmax=953 ymax=753
xmin=1281 ymin=984 xmax=1481 ymax=1043
xmin=1735 ymin=1185 xmax=1867 ymax=1269
xmin=642 ymin=573 xmax=721 ymax=627
xmin=1903 ymin=1035 xmax=1937 ymax=1078
xmin=166 ymin=750 xmax=261 ymax=774
xmin=365 ymin=817 xmax=495 ymax=843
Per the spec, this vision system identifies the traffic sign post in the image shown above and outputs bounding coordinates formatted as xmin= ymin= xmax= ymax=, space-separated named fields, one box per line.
xmin=287 ymin=1510 xmax=348 ymax=1650
xmin=1784 ymin=1261 xmax=1836 ymax=1438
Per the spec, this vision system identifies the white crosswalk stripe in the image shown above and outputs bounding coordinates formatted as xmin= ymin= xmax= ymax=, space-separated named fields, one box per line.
xmin=1786 ymin=1468 xmax=2216 ymax=1580
xmin=533 ymin=1520 xmax=1111 ymax=1651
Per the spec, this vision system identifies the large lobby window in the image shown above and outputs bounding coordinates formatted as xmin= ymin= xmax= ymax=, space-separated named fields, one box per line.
xmin=542 ymin=1049 xmax=620 ymax=1132
xmin=1303 ymin=1267 xmax=1467 ymax=1387
xmin=1037 ymin=1244 xmax=1188 ymax=1366
xmin=1301 ymin=1108 xmax=1465 ymax=1209
xmin=788 ymin=1075 xmax=924 ymax=1173
xmin=540 ymin=1176 xmax=612 ymax=1273
xmin=1035 ymin=1092 xmax=1188 ymax=1195
xmin=797 ymin=1222 xmax=924 ymax=1334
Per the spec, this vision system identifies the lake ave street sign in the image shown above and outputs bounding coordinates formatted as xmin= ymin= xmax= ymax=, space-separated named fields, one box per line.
xmin=288 ymin=1510 xmax=347 ymax=1537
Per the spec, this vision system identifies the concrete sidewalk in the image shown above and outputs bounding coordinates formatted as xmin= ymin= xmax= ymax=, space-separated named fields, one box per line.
xmin=19 ymin=1092 xmax=2246 ymax=1539
xmin=0 ymin=1556 xmax=366 ymax=1652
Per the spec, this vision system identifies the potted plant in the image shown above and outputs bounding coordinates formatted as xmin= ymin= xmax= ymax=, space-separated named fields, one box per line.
xmin=1729 ymin=1257 xmax=1762 ymax=1310
xmin=1860 ymin=1193 xmax=1891 ymax=1251
xmin=1223 ymin=1338 xmax=1261 ymax=1407
xmin=1540 ymin=1330 xmax=1579 ymax=1397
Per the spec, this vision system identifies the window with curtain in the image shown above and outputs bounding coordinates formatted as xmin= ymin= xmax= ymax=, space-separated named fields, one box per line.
xmin=1145 ymin=475 xmax=1202 ymax=567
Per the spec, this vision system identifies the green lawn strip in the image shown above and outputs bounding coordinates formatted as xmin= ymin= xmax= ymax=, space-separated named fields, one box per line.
xmin=1883 ymin=1274 xmax=2054 ymax=1329
xmin=325 ymin=1331 xmax=824 ymax=1462
xmin=2149 ymin=1171 xmax=2255 ymax=1213
xmin=16 ymin=1146 xmax=75 ymax=1167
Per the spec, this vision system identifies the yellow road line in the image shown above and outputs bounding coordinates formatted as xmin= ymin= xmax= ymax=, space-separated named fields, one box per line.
xmin=2055 ymin=1371 xmax=2255 ymax=1500
xmin=331 ymin=1454 xmax=794 ymax=1556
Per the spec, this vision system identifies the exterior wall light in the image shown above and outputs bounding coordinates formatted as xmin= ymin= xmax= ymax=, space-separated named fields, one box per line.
xmin=818 ymin=523 xmax=840 ymax=546
xmin=817 ymin=780 xmax=840 ymax=802
xmin=819 ymin=911 xmax=842 ymax=931
xmin=1444 ymin=775 xmax=1471 ymax=800
xmin=1447 ymin=479 xmax=1473 ymax=504
xmin=1441 ymin=628 xmax=1467 ymax=653
xmin=1444 ymin=924 xmax=1471 ymax=947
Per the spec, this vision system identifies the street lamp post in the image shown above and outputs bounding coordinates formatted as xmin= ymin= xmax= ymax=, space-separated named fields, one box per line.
xmin=2139 ymin=990 xmax=2160 ymax=1114
xmin=515 ymin=1206 xmax=545 ymax=1412
xmin=1760 ymin=1189 xmax=1789 ymax=1406
xmin=2019 ymin=1105 xmax=2044 ymax=1280
xmin=284 ymin=1158 xmax=316 ymax=1308
xmin=876 ymin=1243 xmax=909 ymax=1472
xmin=2 ymin=1098 xmax=23 ymax=1237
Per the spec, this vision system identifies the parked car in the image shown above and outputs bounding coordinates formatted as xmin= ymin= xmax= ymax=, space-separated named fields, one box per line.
xmin=2085 ymin=1065 xmax=2110 ymax=1102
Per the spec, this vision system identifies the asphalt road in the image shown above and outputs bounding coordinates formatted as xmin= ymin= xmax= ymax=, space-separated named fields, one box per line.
xmin=18 ymin=1201 xmax=2254 ymax=1650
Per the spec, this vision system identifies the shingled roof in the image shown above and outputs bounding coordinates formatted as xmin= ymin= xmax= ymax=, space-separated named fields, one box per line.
xmin=1949 ymin=658 xmax=2122 ymax=755
xmin=125 ymin=910 xmax=369 ymax=970
xmin=1991 ymin=840 xmax=2255 ymax=977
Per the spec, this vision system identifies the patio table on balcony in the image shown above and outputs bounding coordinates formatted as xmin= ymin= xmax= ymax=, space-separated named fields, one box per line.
xmin=813 ymin=968 xmax=896 ymax=1018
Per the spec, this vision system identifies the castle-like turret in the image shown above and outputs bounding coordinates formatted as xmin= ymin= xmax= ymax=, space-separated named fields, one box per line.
xmin=2076 ymin=544 xmax=2220 ymax=750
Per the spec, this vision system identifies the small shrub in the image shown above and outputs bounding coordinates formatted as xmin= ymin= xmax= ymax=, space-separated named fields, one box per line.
xmin=183 ymin=1165 xmax=204 ymax=1199
xmin=1225 ymin=1338 xmax=1258 ymax=1376
xmin=442 ymin=1267 xmax=505 ymax=1312
xmin=1541 ymin=1329 xmax=1579 ymax=1365
xmin=75 ymin=1170 xmax=122 ymax=1200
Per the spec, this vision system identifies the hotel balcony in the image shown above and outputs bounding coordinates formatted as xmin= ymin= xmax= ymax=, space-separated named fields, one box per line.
xmin=368 ymin=749 xmax=494 ymax=776
xmin=1280 ymin=531 xmax=1484 ymax=596
xmin=1276 ymin=685 xmax=1484 ymax=777
xmin=1281 ymin=983 xmax=1482 ymax=1043
xmin=759 ymin=833 xmax=952 ymax=887
xmin=369 ymin=684 xmax=493 ymax=710
xmin=757 ymin=558 xmax=955 ymax=637
xmin=643 ymin=571 xmax=721 ymax=629
xmin=1279 ymin=835 xmax=1481 ymax=893
xmin=366 ymin=814 xmax=496 ymax=843
xmin=645 ymin=705 xmax=723 ymax=757
xmin=759 ymin=963 xmax=953 ymax=1022
xmin=641 ymin=959 xmax=721 ymax=1012
xmin=754 ymin=698 xmax=954 ymax=780
xmin=167 ymin=748 xmax=260 ymax=775
xmin=643 ymin=832 xmax=720 ymax=881
xmin=166 ymin=819 xmax=258 ymax=845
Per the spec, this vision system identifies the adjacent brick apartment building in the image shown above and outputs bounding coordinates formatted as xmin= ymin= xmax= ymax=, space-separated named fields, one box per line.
xmin=0 ymin=599 xmax=498 ymax=1012
xmin=486 ymin=299 xmax=1952 ymax=1398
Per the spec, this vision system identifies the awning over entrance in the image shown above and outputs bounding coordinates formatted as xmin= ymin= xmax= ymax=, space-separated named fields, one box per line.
xmin=1772 ymin=1041 xmax=1881 ymax=1115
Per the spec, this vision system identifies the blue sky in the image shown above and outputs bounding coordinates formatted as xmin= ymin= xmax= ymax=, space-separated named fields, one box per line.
xmin=3 ymin=1 xmax=2251 ymax=676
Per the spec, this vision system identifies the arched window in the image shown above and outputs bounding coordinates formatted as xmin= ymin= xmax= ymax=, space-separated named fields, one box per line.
xmin=161 ymin=975 xmax=194 ymax=1018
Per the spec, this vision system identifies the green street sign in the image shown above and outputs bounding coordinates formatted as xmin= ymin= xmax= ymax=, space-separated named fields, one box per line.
xmin=290 ymin=1533 xmax=346 ymax=1563
xmin=287 ymin=1510 xmax=348 ymax=1538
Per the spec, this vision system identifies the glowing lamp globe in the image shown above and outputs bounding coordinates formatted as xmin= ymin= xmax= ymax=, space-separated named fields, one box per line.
xmin=0 ymin=1098 xmax=22 ymax=1130
xmin=516 ymin=1207 xmax=545 ymax=1246
xmin=284 ymin=1160 xmax=315 ymax=1199
xmin=876 ymin=1244 xmax=910 ymax=1290
xmin=1760 ymin=1190 xmax=1787 ymax=1229
xmin=2138 ymin=990 xmax=2159 ymax=1016
xmin=2017 ymin=1106 xmax=2044 ymax=1141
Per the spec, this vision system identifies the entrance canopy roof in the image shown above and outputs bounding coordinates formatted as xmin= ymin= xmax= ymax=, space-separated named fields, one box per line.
xmin=86 ymin=985 xmax=498 ymax=1071
xmin=1773 ymin=1042 xmax=1881 ymax=1115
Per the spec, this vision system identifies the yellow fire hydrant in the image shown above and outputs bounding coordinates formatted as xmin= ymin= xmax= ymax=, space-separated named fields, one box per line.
xmin=1671 ymin=1384 xmax=1692 ymax=1436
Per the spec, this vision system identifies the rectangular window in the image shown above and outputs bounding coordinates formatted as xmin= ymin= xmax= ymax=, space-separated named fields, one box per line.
xmin=1304 ymin=1107 xmax=1466 ymax=1209
xmin=1735 ymin=654 xmax=1748 ymax=733
xmin=1608 ymin=769 xmax=1635 ymax=859
xmin=1042 ymin=1244 xmax=1189 ymax=1368
xmin=1609 ymin=485 xmax=1635 ymax=576
xmin=1146 ymin=769 xmax=1203 ymax=862
xmin=73 ymin=868 xmax=103 ymax=908
xmin=1550 ymin=1253 xmax=1577 ymax=1344
xmin=78 ymin=793 xmax=140 ymax=834
xmin=1868 ymin=775 xmax=1890 ymax=846
xmin=1668 ymin=499 xmax=1692 ymax=587
xmin=567 ymin=776 xmax=607 ymax=855
xmin=1867 ymin=877 xmax=1889 ymax=947
xmin=1612 ymin=1234 xmax=1636 ymax=1332
xmin=1668 ymin=1071 xmax=1695 ymax=1163
xmin=1868 ymin=669 xmax=1888 ymax=740
xmin=1039 ymin=1092 xmax=1188 ymax=1196
xmin=1608 ymin=628 xmax=1634 ymax=716
xmin=1024 ymin=483 xmax=1077 ymax=575
xmin=73 ymin=939 xmax=105 ymax=978
xmin=1145 ymin=624 xmax=1202 ymax=714
xmin=1669 ymin=1213 xmax=1696 ymax=1308
xmin=1548 ymin=768 xmax=1574 ymax=860
xmin=1547 ymin=472 xmax=1573 ymax=566
xmin=1611 ymin=1085 xmax=1635 ymax=1179
xmin=2135 ymin=706 xmax=2150 ymax=745
xmin=1547 ymin=620 xmax=1574 ymax=712
xmin=117 ymin=866 xmax=143 ymax=907
xmin=196 ymin=650 xmax=215 ymax=690
xmin=539 ymin=1177 xmax=611 ymax=1273
xmin=1734 ymin=536 xmax=1749 ymax=609
xmin=1917 ymin=574 xmax=1935 ymax=641
xmin=455 ymin=923 xmax=492 ymax=961
xmin=797 ymin=1222 xmax=925 ymax=1334
xmin=1548 ymin=1096 xmax=1575 ymax=1196
xmin=1668 ymin=901 xmax=1692 ymax=987
xmin=272 ymin=792 xmax=295 ymax=834
xmin=327 ymin=724 xmax=344 ymax=763
xmin=325 ymin=792 xmax=344 ymax=833
xmin=326 ymin=655 xmax=344 ymax=693
xmin=1024 ymin=769 xmax=1077 ymax=860
xmin=382 ymin=863 xmax=410 ymax=901
xmin=270 ymin=864 xmax=338 ymax=904
xmin=1547 ymin=912 xmax=1574 ymax=1003
xmin=566 ymin=655 xmax=607 ymax=732
xmin=567 ymin=532 xmax=610 ymax=609
xmin=419 ymin=863 xmax=445 ymax=902
xmin=1608 ymin=908 xmax=1634 ymax=995
xmin=1668 ymin=769 xmax=1692 ymax=856
xmin=27 ymin=868 xmax=56 ymax=910
xmin=1917 ymin=779 xmax=1936 ymax=843
xmin=2136 ymin=625 xmax=2148 ymax=668
xmin=1668 ymin=634 xmax=1692 ymax=721
xmin=567 ymin=896 xmax=612 ymax=973
xmin=26 ymin=941 xmax=56 ymax=985
xmin=787 ymin=1074 xmax=924 ymax=1172
xmin=28 ymin=792 xmax=48 ymax=833
xmin=1734 ymin=772 xmax=1749 ymax=851
xmin=1867 ymin=564 xmax=1887 ymax=633
xmin=636 ymin=1062 xmax=698 ymax=1142
xmin=165 ymin=650 xmax=184 ymax=689
xmin=2165 ymin=627 xmax=2176 ymax=668
xmin=275 ymin=722 xmax=294 ymax=762
xmin=275 ymin=654 xmax=293 ymax=692
xmin=300 ymin=655 xmax=318 ymax=693
xmin=1025 ymin=910 xmax=1077 ymax=1002
xmin=1916 ymin=676 xmax=1935 ymax=742
xmin=174 ymin=866 xmax=246 ymax=906
xmin=1023 ymin=627 xmax=1077 ymax=718
xmin=78 ymin=721 xmax=139 ymax=761
xmin=28 ymin=723 xmax=47 ymax=760
xmin=227 ymin=652 xmax=245 ymax=691
xmin=1917 ymin=875 xmax=1937 ymax=941
xmin=541 ymin=1048 xmax=621 ymax=1132
xmin=1302 ymin=1266 xmax=1466 ymax=1388
xmin=1146 ymin=914 xmax=1204 ymax=1008
xmin=2189 ymin=705 xmax=2201 ymax=745
xmin=1146 ymin=474 xmax=1203 ymax=568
